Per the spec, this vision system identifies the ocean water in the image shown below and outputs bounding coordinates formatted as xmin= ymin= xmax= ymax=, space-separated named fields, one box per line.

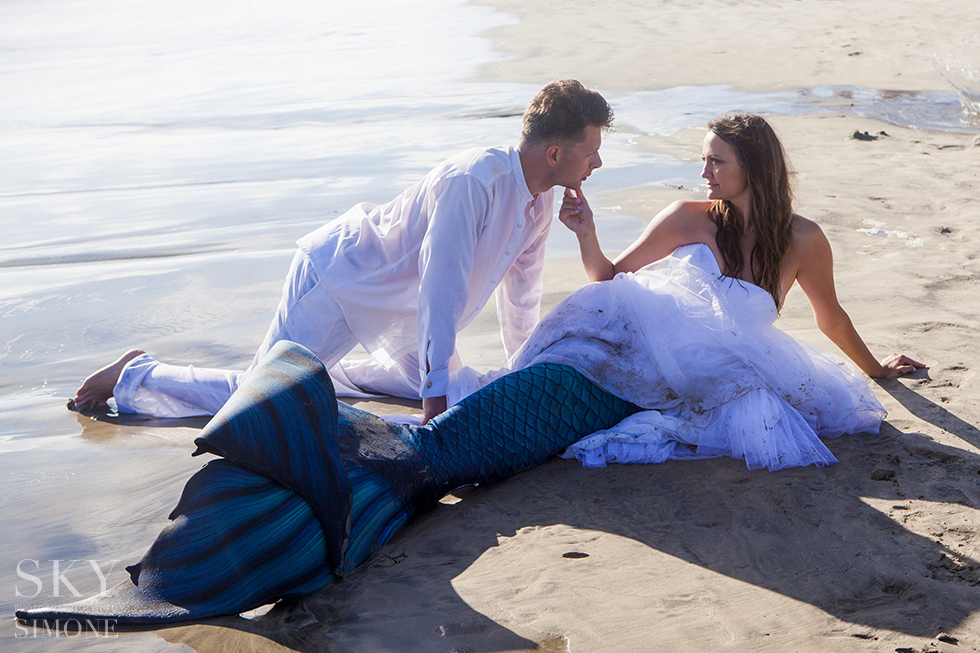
xmin=1 ymin=0 xmax=978 ymax=645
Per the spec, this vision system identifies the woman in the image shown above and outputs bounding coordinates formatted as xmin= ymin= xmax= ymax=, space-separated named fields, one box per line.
xmin=17 ymin=113 xmax=920 ymax=627
xmin=562 ymin=112 xmax=917 ymax=377
xmin=563 ymin=112 xmax=919 ymax=373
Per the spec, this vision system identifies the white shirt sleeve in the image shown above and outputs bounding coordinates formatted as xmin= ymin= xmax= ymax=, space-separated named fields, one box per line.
xmin=494 ymin=210 xmax=551 ymax=358
xmin=416 ymin=175 xmax=491 ymax=398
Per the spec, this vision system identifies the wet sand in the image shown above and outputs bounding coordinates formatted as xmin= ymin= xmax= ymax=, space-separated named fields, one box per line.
xmin=5 ymin=0 xmax=980 ymax=651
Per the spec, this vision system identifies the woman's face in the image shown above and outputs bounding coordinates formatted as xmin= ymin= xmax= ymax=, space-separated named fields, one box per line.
xmin=701 ymin=132 xmax=749 ymax=205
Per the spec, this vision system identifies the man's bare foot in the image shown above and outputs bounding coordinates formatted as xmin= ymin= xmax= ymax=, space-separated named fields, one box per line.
xmin=71 ymin=349 xmax=146 ymax=412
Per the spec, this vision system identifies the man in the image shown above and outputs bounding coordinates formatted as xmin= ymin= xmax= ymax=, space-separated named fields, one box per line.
xmin=74 ymin=80 xmax=612 ymax=423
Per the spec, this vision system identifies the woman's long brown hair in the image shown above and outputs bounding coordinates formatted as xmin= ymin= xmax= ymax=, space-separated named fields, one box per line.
xmin=707 ymin=112 xmax=794 ymax=309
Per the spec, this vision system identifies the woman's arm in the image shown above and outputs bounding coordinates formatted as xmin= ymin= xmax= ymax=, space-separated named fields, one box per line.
xmin=559 ymin=190 xmax=706 ymax=282
xmin=793 ymin=220 xmax=925 ymax=378
xmin=558 ymin=187 xmax=614 ymax=281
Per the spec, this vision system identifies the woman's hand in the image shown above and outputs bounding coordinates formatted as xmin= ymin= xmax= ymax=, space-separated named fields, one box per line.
xmin=875 ymin=353 xmax=927 ymax=378
xmin=559 ymin=187 xmax=614 ymax=281
xmin=558 ymin=187 xmax=595 ymax=237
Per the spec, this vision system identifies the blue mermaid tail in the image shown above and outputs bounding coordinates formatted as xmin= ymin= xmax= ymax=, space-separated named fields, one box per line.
xmin=16 ymin=341 xmax=638 ymax=625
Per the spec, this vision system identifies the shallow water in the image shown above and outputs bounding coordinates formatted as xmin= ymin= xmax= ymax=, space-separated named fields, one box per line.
xmin=801 ymin=84 xmax=980 ymax=134
xmin=1 ymin=0 xmax=978 ymax=646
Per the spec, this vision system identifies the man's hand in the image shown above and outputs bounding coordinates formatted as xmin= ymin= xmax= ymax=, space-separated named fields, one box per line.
xmin=421 ymin=395 xmax=448 ymax=425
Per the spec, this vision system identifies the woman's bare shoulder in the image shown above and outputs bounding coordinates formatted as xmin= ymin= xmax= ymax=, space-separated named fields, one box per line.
xmin=789 ymin=214 xmax=830 ymax=248
xmin=669 ymin=199 xmax=713 ymax=217
xmin=614 ymin=200 xmax=714 ymax=272
xmin=790 ymin=213 xmax=822 ymax=235
xmin=655 ymin=200 xmax=714 ymax=234
xmin=786 ymin=214 xmax=835 ymax=277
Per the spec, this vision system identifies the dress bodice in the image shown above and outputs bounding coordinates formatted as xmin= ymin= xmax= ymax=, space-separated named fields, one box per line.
xmin=664 ymin=243 xmax=778 ymax=324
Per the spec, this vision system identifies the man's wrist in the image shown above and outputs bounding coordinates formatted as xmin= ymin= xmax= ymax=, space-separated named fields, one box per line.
xmin=420 ymin=368 xmax=449 ymax=398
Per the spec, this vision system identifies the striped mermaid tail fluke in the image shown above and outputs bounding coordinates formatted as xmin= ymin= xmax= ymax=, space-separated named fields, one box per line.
xmin=16 ymin=341 xmax=638 ymax=625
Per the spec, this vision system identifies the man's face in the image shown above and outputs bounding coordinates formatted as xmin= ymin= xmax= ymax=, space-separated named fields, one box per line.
xmin=556 ymin=125 xmax=603 ymax=190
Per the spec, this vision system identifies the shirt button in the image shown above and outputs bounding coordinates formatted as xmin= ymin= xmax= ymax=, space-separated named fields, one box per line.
xmin=426 ymin=381 xmax=432 ymax=389
xmin=517 ymin=223 xmax=523 ymax=228
xmin=505 ymin=250 xmax=511 ymax=256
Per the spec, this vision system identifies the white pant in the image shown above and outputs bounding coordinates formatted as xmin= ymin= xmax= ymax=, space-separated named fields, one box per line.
xmin=113 ymin=250 xmax=427 ymax=417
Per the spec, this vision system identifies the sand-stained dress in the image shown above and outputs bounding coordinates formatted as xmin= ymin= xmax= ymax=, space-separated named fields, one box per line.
xmin=451 ymin=243 xmax=887 ymax=471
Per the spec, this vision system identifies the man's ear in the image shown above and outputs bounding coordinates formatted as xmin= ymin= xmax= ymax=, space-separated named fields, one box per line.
xmin=546 ymin=143 xmax=562 ymax=167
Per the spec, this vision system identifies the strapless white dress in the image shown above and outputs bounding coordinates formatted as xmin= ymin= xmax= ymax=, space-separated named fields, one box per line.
xmin=450 ymin=243 xmax=886 ymax=471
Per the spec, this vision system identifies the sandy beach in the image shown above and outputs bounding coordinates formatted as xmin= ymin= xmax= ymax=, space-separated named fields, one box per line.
xmin=5 ymin=0 xmax=980 ymax=651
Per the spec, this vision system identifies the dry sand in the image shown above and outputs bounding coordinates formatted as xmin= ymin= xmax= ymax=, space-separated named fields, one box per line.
xmin=12 ymin=1 xmax=980 ymax=652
